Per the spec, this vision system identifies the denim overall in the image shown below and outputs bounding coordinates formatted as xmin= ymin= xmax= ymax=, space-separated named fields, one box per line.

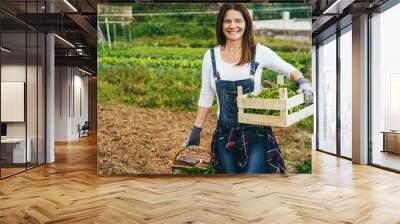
xmin=209 ymin=48 xmax=286 ymax=174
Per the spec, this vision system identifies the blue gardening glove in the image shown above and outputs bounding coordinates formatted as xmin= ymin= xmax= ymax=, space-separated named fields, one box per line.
xmin=296 ymin=78 xmax=313 ymax=105
xmin=183 ymin=125 xmax=202 ymax=147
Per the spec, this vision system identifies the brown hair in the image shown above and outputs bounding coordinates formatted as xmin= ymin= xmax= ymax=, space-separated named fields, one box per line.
xmin=216 ymin=3 xmax=255 ymax=66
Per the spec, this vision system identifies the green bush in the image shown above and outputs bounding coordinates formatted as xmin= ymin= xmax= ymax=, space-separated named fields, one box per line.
xmin=295 ymin=158 xmax=311 ymax=173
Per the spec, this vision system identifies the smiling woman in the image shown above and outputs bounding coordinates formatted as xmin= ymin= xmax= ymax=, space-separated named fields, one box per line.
xmin=217 ymin=4 xmax=253 ymax=66
xmin=184 ymin=3 xmax=313 ymax=174
xmin=220 ymin=10 xmax=246 ymax=64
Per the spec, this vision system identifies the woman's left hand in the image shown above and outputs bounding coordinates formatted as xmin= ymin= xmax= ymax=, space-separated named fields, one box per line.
xmin=296 ymin=78 xmax=313 ymax=105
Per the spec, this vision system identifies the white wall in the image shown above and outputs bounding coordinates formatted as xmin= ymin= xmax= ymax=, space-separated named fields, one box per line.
xmin=55 ymin=66 xmax=70 ymax=141
xmin=1 ymin=65 xmax=26 ymax=81
xmin=54 ymin=67 xmax=89 ymax=141
xmin=72 ymin=72 xmax=89 ymax=138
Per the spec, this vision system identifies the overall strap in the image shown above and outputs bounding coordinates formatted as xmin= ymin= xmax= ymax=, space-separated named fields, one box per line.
xmin=250 ymin=46 xmax=259 ymax=77
xmin=210 ymin=48 xmax=220 ymax=80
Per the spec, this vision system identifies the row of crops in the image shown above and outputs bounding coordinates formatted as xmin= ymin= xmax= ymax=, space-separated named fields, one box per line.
xmin=98 ymin=63 xmax=201 ymax=111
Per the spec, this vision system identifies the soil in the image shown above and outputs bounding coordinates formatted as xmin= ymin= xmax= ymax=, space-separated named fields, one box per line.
xmin=97 ymin=103 xmax=312 ymax=174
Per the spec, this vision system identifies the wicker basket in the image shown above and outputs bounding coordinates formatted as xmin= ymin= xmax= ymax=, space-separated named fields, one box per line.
xmin=237 ymin=75 xmax=313 ymax=127
xmin=171 ymin=146 xmax=211 ymax=171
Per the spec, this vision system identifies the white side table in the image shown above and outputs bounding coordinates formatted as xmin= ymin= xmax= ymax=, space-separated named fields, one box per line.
xmin=381 ymin=131 xmax=400 ymax=154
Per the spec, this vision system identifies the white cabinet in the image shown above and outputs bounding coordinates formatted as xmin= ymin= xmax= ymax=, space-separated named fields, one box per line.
xmin=1 ymin=138 xmax=32 ymax=163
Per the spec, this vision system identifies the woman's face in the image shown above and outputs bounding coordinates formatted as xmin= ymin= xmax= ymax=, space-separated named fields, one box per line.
xmin=222 ymin=9 xmax=246 ymax=42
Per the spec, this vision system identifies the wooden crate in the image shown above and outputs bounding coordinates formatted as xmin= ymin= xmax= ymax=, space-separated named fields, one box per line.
xmin=236 ymin=77 xmax=313 ymax=127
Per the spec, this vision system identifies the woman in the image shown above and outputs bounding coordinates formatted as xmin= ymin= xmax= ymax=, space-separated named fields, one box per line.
xmin=185 ymin=3 xmax=313 ymax=174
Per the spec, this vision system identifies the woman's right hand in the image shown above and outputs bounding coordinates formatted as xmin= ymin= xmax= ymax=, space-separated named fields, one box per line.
xmin=183 ymin=125 xmax=202 ymax=147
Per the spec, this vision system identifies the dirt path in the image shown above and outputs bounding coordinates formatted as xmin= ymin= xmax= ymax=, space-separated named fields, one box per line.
xmin=98 ymin=104 xmax=311 ymax=174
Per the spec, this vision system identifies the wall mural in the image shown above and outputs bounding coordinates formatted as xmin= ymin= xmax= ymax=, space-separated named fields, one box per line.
xmin=97 ymin=3 xmax=313 ymax=175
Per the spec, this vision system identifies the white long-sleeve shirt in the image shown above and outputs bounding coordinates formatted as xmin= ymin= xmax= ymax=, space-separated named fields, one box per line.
xmin=198 ymin=43 xmax=298 ymax=115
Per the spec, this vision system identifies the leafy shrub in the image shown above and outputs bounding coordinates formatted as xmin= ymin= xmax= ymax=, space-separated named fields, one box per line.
xmin=295 ymin=158 xmax=311 ymax=173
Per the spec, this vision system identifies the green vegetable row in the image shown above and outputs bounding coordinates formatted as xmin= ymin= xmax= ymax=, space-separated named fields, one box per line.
xmin=98 ymin=57 xmax=202 ymax=69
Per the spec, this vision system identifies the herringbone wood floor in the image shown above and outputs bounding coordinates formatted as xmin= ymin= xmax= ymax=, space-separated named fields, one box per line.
xmin=0 ymin=135 xmax=399 ymax=224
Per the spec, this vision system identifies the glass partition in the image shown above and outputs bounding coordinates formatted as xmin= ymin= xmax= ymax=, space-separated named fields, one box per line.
xmin=27 ymin=31 xmax=38 ymax=169
xmin=1 ymin=31 xmax=28 ymax=177
xmin=38 ymin=32 xmax=45 ymax=165
xmin=0 ymin=0 xmax=46 ymax=179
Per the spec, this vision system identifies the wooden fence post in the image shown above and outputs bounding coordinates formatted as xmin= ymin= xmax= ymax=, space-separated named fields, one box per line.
xmin=277 ymin=74 xmax=284 ymax=86
xmin=279 ymin=88 xmax=288 ymax=123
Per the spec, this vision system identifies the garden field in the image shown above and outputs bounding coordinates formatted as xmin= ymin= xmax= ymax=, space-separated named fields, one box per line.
xmin=97 ymin=3 xmax=313 ymax=174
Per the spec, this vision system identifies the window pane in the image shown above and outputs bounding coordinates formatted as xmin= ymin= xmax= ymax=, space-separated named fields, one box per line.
xmin=371 ymin=3 xmax=400 ymax=171
xmin=318 ymin=37 xmax=337 ymax=154
xmin=340 ymin=29 xmax=352 ymax=158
